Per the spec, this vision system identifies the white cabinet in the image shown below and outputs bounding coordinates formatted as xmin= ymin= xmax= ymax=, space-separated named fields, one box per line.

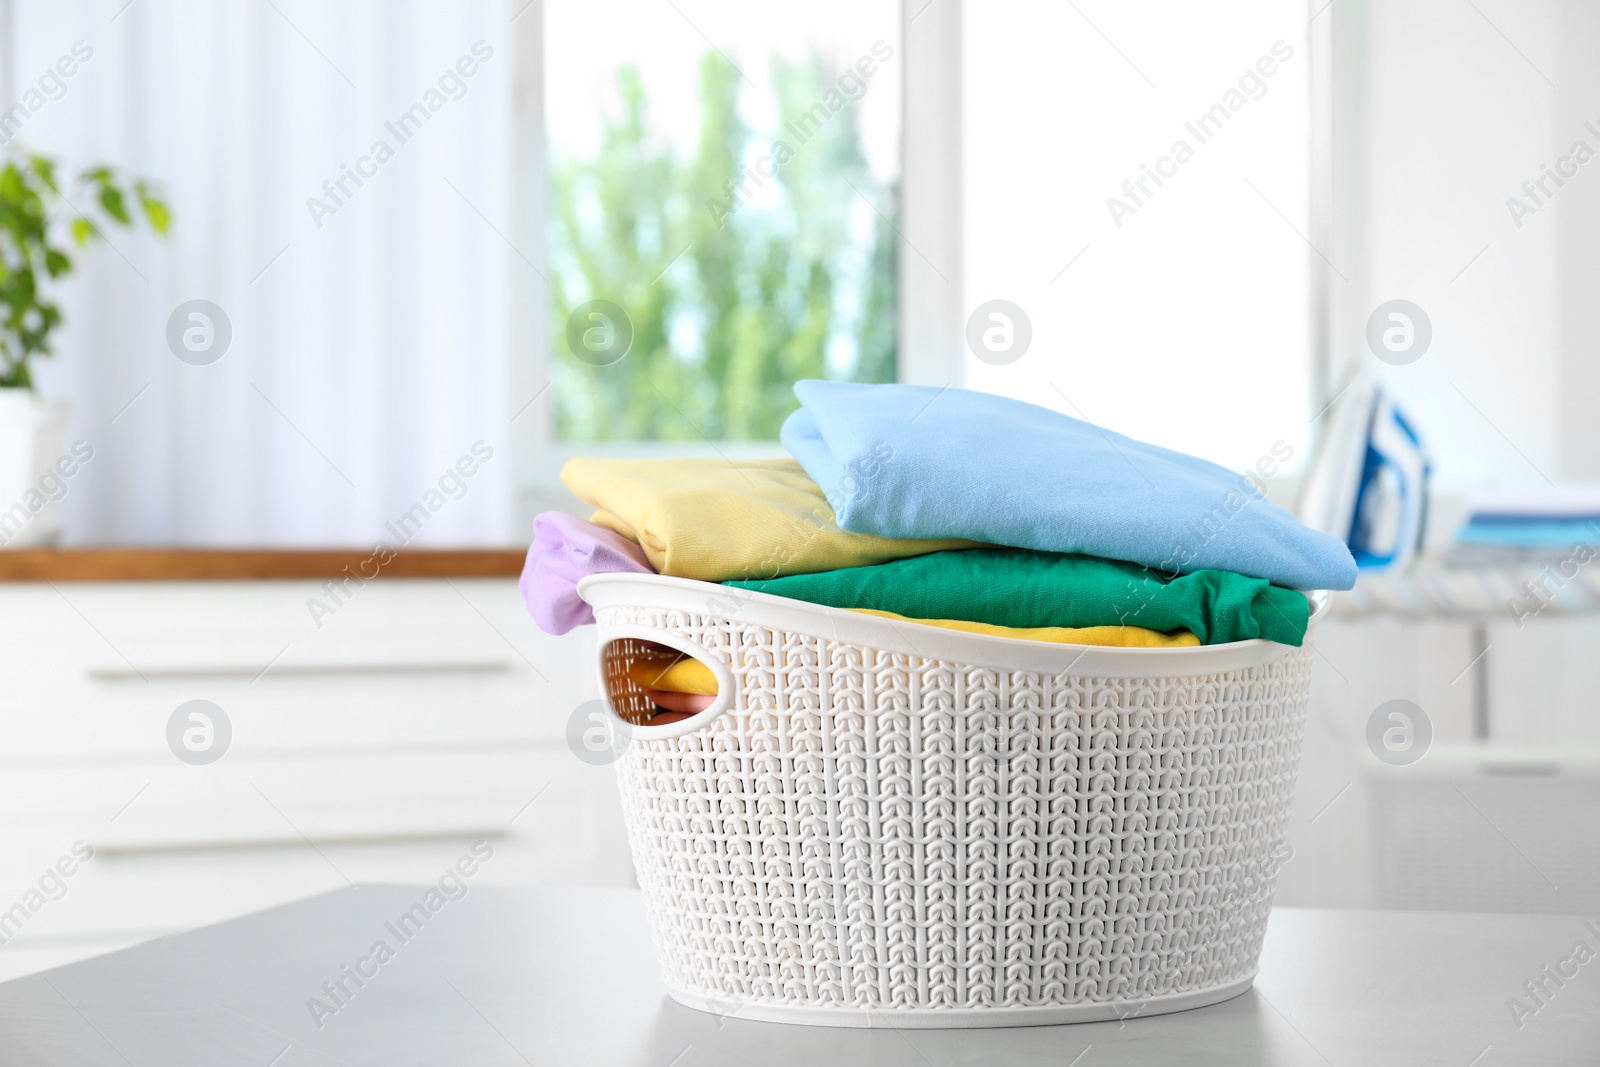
xmin=0 ymin=578 xmax=635 ymax=979
xmin=1276 ymin=613 xmax=1600 ymax=915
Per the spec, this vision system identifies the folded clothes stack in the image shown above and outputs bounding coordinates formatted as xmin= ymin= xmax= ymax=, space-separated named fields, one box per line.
xmin=520 ymin=383 xmax=1357 ymax=714
xmin=1445 ymin=484 xmax=1600 ymax=567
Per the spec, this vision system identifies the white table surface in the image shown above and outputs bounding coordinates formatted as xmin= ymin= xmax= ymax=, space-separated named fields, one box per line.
xmin=0 ymin=887 xmax=1595 ymax=1066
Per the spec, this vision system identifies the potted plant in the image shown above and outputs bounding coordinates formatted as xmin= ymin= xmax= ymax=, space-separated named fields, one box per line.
xmin=0 ymin=152 xmax=168 ymax=546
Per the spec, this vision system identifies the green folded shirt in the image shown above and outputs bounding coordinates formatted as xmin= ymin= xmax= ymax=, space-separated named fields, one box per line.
xmin=724 ymin=547 xmax=1309 ymax=646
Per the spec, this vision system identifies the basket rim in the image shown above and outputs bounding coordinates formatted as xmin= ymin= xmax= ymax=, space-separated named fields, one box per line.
xmin=579 ymin=572 xmax=1325 ymax=679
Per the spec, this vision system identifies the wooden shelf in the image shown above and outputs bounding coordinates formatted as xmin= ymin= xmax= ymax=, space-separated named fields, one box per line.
xmin=0 ymin=548 xmax=526 ymax=582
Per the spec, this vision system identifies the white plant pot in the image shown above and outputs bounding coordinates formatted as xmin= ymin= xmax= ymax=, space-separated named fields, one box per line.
xmin=0 ymin=391 xmax=70 ymax=548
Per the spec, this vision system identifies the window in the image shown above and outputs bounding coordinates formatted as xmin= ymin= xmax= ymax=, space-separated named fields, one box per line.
xmin=962 ymin=1 xmax=1313 ymax=473
xmin=545 ymin=0 xmax=903 ymax=442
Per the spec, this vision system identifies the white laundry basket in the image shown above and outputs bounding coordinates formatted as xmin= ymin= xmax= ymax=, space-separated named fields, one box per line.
xmin=579 ymin=573 xmax=1324 ymax=1028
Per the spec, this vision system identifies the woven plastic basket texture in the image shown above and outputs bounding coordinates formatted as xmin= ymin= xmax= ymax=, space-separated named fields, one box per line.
xmin=582 ymin=574 xmax=1319 ymax=1028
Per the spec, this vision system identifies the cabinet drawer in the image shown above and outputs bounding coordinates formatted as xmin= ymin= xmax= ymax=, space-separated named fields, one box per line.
xmin=0 ymin=762 xmax=634 ymax=981
xmin=0 ymin=748 xmax=598 ymax=851
xmin=0 ymin=579 xmax=602 ymax=757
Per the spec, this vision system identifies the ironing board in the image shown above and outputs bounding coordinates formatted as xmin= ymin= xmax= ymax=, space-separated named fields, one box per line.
xmin=1335 ymin=561 xmax=1600 ymax=616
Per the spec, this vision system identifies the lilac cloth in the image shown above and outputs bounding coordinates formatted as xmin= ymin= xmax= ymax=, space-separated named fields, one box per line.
xmin=520 ymin=512 xmax=653 ymax=634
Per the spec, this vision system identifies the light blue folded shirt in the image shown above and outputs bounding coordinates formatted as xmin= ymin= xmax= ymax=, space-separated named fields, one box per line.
xmin=781 ymin=381 xmax=1357 ymax=591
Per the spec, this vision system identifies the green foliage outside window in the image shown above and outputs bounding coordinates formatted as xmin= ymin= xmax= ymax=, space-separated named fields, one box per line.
xmin=550 ymin=53 xmax=897 ymax=441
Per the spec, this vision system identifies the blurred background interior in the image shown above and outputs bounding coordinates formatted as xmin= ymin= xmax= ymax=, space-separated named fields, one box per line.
xmin=1 ymin=0 xmax=1596 ymax=979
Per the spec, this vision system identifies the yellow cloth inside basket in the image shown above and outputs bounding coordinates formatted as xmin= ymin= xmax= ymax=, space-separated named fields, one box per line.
xmin=850 ymin=610 xmax=1201 ymax=648
xmin=627 ymin=656 xmax=719 ymax=696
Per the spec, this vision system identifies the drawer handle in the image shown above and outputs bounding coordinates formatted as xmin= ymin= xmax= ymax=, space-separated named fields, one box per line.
xmin=1481 ymin=760 xmax=1560 ymax=777
xmin=87 ymin=660 xmax=513 ymax=680
xmin=93 ymin=826 xmax=508 ymax=855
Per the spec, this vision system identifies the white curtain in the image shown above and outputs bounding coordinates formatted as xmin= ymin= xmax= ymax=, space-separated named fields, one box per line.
xmin=12 ymin=0 xmax=520 ymax=545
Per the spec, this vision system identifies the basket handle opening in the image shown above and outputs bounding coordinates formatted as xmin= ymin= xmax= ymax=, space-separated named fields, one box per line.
xmin=599 ymin=635 xmax=734 ymax=737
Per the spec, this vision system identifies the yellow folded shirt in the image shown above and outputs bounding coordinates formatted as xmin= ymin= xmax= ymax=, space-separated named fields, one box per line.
xmin=562 ymin=456 xmax=972 ymax=581
xmin=850 ymin=609 xmax=1201 ymax=648
xmin=625 ymin=611 xmax=1198 ymax=698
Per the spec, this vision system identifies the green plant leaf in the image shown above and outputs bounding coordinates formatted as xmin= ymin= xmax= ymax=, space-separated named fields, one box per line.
xmin=137 ymin=192 xmax=171 ymax=235
xmin=70 ymin=217 xmax=96 ymax=245
xmin=98 ymin=186 xmax=131 ymax=225
xmin=27 ymin=155 xmax=58 ymax=192
xmin=43 ymin=250 xmax=71 ymax=277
